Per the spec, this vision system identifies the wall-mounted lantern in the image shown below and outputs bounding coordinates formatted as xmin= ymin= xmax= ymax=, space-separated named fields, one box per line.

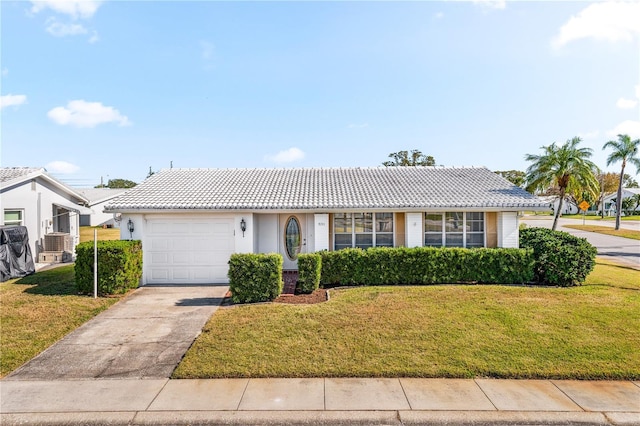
xmin=240 ymin=218 xmax=246 ymax=237
xmin=127 ymin=219 xmax=135 ymax=239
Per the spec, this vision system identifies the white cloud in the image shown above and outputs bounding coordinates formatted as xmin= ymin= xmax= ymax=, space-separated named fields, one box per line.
xmin=616 ymin=97 xmax=638 ymax=109
xmin=473 ymin=0 xmax=506 ymax=10
xmin=88 ymin=31 xmax=99 ymax=43
xmin=348 ymin=123 xmax=369 ymax=129
xmin=552 ymin=1 xmax=640 ymax=49
xmin=1 ymin=94 xmax=27 ymax=109
xmin=608 ymin=120 xmax=640 ymax=139
xmin=265 ymin=147 xmax=305 ymax=164
xmin=636 ymin=85 xmax=640 ymax=100
xmin=47 ymin=100 xmax=131 ymax=128
xmin=30 ymin=0 xmax=102 ymax=19
xmin=46 ymin=160 xmax=79 ymax=174
xmin=46 ymin=17 xmax=87 ymax=36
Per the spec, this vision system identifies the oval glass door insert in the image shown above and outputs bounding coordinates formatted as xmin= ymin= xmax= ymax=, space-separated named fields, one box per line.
xmin=285 ymin=216 xmax=302 ymax=260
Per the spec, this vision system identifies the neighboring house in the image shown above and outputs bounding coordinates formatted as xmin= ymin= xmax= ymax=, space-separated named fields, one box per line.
xmin=539 ymin=196 xmax=579 ymax=215
xmin=0 ymin=167 xmax=90 ymax=261
xmin=601 ymin=187 xmax=640 ymax=215
xmin=105 ymin=167 xmax=547 ymax=285
xmin=77 ymin=188 xmax=128 ymax=227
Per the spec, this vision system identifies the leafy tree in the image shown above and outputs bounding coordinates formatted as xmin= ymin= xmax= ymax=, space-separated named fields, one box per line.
xmin=105 ymin=179 xmax=137 ymax=189
xmin=495 ymin=170 xmax=526 ymax=187
xmin=602 ymin=134 xmax=640 ymax=230
xmin=525 ymin=137 xmax=599 ymax=230
xmin=383 ymin=150 xmax=436 ymax=167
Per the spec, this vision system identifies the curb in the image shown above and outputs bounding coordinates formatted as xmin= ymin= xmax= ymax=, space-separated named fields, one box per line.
xmin=3 ymin=410 xmax=637 ymax=426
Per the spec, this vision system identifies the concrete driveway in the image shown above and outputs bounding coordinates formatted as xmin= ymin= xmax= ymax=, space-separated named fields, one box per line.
xmin=5 ymin=285 xmax=228 ymax=380
xmin=521 ymin=216 xmax=640 ymax=270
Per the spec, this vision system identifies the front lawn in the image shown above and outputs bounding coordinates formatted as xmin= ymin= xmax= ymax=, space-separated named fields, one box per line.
xmin=0 ymin=265 xmax=123 ymax=377
xmin=174 ymin=261 xmax=640 ymax=380
xmin=562 ymin=224 xmax=640 ymax=241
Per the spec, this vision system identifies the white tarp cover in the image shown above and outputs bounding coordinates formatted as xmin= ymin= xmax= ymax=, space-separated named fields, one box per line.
xmin=0 ymin=225 xmax=35 ymax=282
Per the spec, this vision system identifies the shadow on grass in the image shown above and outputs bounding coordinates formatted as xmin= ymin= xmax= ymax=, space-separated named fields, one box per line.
xmin=16 ymin=265 xmax=79 ymax=296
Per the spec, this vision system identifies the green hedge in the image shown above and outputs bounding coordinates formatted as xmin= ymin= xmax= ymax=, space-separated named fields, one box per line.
xmin=297 ymin=253 xmax=322 ymax=294
xmin=318 ymin=246 xmax=534 ymax=286
xmin=75 ymin=240 xmax=142 ymax=295
xmin=228 ymin=253 xmax=283 ymax=303
xmin=520 ymin=227 xmax=597 ymax=287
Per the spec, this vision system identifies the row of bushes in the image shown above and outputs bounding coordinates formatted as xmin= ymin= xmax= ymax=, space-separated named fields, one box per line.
xmin=75 ymin=240 xmax=142 ymax=295
xmin=228 ymin=227 xmax=597 ymax=302
xmin=75 ymin=227 xmax=595 ymax=299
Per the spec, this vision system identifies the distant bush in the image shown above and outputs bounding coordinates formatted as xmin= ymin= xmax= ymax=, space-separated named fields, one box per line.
xmin=520 ymin=227 xmax=597 ymax=287
xmin=318 ymin=247 xmax=534 ymax=286
xmin=297 ymin=253 xmax=322 ymax=294
xmin=75 ymin=240 xmax=142 ymax=295
xmin=228 ymin=253 xmax=283 ymax=303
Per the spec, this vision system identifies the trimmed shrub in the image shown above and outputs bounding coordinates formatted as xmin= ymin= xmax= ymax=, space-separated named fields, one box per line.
xmin=228 ymin=253 xmax=283 ymax=303
xmin=520 ymin=227 xmax=597 ymax=287
xmin=75 ymin=240 xmax=142 ymax=295
xmin=319 ymin=246 xmax=534 ymax=286
xmin=297 ymin=253 xmax=322 ymax=294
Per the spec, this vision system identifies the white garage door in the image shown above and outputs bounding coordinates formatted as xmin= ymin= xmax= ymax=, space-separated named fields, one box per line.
xmin=145 ymin=217 xmax=235 ymax=284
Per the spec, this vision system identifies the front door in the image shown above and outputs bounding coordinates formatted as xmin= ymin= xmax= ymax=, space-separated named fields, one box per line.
xmin=281 ymin=214 xmax=305 ymax=270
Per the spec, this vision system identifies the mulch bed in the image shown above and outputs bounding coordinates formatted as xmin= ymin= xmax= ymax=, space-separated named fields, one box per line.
xmin=222 ymin=288 xmax=328 ymax=306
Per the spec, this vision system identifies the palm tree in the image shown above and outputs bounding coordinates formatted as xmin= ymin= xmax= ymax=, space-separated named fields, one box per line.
xmin=603 ymin=134 xmax=640 ymax=230
xmin=525 ymin=137 xmax=599 ymax=230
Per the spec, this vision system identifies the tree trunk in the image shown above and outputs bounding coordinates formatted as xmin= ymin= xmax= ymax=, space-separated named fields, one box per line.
xmin=615 ymin=162 xmax=625 ymax=230
xmin=552 ymin=189 xmax=565 ymax=231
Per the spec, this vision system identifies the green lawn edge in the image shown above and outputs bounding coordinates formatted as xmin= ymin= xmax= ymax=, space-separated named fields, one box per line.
xmin=174 ymin=262 xmax=640 ymax=380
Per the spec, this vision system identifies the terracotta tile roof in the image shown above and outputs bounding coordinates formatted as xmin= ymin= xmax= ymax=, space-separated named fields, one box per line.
xmin=105 ymin=167 xmax=546 ymax=211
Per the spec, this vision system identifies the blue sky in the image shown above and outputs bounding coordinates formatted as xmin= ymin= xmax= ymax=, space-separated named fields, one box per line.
xmin=1 ymin=0 xmax=639 ymax=187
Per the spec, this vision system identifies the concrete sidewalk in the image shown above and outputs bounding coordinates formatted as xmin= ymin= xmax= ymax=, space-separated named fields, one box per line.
xmin=1 ymin=378 xmax=638 ymax=425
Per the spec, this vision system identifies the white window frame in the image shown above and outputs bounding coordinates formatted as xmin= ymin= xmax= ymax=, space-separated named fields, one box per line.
xmin=3 ymin=209 xmax=24 ymax=226
xmin=333 ymin=212 xmax=394 ymax=250
xmin=424 ymin=212 xmax=486 ymax=248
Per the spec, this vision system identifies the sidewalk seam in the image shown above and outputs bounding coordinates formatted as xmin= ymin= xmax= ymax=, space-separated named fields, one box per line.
xmin=236 ymin=378 xmax=251 ymax=410
xmin=143 ymin=378 xmax=170 ymax=411
xmin=473 ymin=379 xmax=499 ymax=411
xmin=398 ymin=378 xmax=413 ymax=410
xmin=550 ymin=380 xmax=587 ymax=412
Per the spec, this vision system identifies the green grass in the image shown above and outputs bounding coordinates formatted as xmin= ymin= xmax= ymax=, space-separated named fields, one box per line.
xmin=561 ymin=214 xmax=640 ymax=221
xmin=174 ymin=262 xmax=640 ymax=380
xmin=563 ymin=224 xmax=640 ymax=240
xmin=79 ymin=226 xmax=121 ymax=243
xmin=0 ymin=265 xmax=123 ymax=377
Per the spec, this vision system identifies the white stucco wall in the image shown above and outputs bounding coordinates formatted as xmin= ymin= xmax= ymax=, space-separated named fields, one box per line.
xmin=497 ymin=211 xmax=519 ymax=248
xmin=1 ymin=177 xmax=84 ymax=258
xmin=257 ymin=214 xmax=279 ymax=254
xmin=88 ymin=200 xmax=119 ymax=226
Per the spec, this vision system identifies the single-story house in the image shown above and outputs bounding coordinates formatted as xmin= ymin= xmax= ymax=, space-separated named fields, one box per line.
xmin=0 ymin=167 xmax=91 ymax=261
xmin=105 ymin=166 xmax=547 ymax=285
xmin=77 ymin=188 xmax=128 ymax=227
xmin=601 ymin=187 xmax=640 ymax=215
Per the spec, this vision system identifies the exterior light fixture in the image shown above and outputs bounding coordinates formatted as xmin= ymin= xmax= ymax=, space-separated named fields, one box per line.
xmin=240 ymin=218 xmax=246 ymax=237
xmin=127 ymin=219 xmax=135 ymax=239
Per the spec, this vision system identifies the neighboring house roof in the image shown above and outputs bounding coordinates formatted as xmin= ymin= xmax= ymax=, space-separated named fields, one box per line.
xmin=106 ymin=167 xmax=546 ymax=212
xmin=0 ymin=167 xmax=89 ymax=204
xmin=602 ymin=187 xmax=640 ymax=202
xmin=76 ymin=188 xmax=128 ymax=206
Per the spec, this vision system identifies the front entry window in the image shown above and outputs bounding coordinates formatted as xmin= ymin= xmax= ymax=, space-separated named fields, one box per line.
xmin=285 ymin=216 xmax=302 ymax=260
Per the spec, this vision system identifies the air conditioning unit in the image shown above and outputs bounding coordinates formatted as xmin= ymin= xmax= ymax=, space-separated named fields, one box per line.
xmin=44 ymin=233 xmax=72 ymax=252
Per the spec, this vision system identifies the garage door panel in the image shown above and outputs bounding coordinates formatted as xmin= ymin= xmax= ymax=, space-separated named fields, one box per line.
xmin=150 ymin=238 xmax=169 ymax=250
xmin=150 ymin=253 xmax=169 ymax=264
xmin=145 ymin=217 xmax=235 ymax=284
